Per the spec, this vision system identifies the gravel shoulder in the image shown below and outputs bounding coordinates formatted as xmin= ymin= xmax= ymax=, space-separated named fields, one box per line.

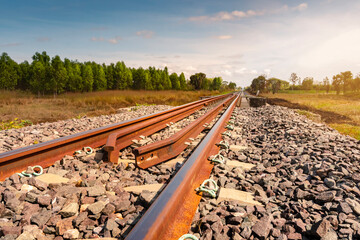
xmin=188 ymin=105 xmax=360 ymax=240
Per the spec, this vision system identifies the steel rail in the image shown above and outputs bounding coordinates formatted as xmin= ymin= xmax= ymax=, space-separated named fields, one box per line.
xmin=103 ymin=95 xmax=227 ymax=163
xmin=0 ymin=94 xmax=229 ymax=180
xmin=103 ymin=94 xmax=231 ymax=163
xmin=134 ymin=94 xmax=236 ymax=168
xmin=125 ymin=94 xmax=240 ymax=240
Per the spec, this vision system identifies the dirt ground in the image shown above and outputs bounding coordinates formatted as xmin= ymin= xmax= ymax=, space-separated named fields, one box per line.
xmin=266 ymin=98 xmax=358 ymax=126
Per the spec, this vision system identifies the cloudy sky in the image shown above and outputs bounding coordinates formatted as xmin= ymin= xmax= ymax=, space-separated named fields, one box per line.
xmin=1 ymin=0 xmax=360 ymax=87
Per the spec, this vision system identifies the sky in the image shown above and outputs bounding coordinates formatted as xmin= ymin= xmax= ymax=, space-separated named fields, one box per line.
xmin=1 ymin=0 xmax=360 ymax=87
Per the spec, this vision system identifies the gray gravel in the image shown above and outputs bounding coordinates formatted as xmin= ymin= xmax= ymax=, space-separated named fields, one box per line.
xmin=189 ymin=105 xmax=360 ymax=240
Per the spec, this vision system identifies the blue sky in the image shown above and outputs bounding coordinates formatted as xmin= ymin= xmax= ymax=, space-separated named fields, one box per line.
xmin=1 ymin=0 xmax=360 ymax=87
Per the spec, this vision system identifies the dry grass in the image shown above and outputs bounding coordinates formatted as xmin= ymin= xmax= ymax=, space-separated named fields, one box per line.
xmin=0 ymin=90 xmax=221 ymax=125
xmin=263 ymin=90 xmax=360 ymax=139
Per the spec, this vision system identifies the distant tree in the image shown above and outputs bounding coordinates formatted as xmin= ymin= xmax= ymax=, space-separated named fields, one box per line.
xmin=228 ymin=82 xmax=236 ymax=90
xmin=302 ymin=77 xmax=314 ymax=90
xmin=210 ymin=77 xmax=222 ymax=90
xmin=0 ymin=52 xmax=19 ymax=90
xmin=169 ymin=73 xmax=180 ymax=90
xmin=179 ymin=72 xmax=186 ymax=90
xmin=332 ymin=74 xmax=342 ymax=95
xmin=161 ymin=67 xmax=171 ymax=90
xmin=50 ymin=55 xmax=67 ymax=96
xmin=250 ymin=75 xmax=266 ymax=93
xmin=190 ymin=73 xmax=206 ymax=90
xmin=82 ymin=64 xmax=93 ymax=92
xmin=105 ymin=63 xmax=115 ymax=89
xmin=202 ymin=78 xmax=211 ymax=90
xmin=267 ymin=78 xmax=281 ymax=94
xmin=18 ymin=60 xmax=31 ymax=90
xmin=71 ymin=63 xmax=83 ymax=92
xmin=354 ymin=74 xmax=360 ymax=92
xmin=32 ymin=51 xmax=51 ymax=93
xmin=340 ymin=71 xmax=353 ymax=94
xmin=132 ymin=67 xmax=149 ymax=90
xmin=289 ymin=73 xmax=300 ymax=90
xmin=30 ymin=61 xmax=46 ymax=96
xmin=92 ymin=63 xmax=107 ymax=91
xmin=323 ymin=77 xmax=330 ymax=93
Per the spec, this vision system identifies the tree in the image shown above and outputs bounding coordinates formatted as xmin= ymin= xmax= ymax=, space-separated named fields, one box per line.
xmin=302 ymin=77 xmax=314 ymax=90
xmin=323 ymin=77 xmax=330 ymax=93
xmin=132 ymin=67 xmax=150 ymax=90
xmin=32 ymin=51 xmax=51 ymax=94
xmin=250 ymin=75 xmax=266 ymax=93
xmin=82 ymin=64 xmax=93 ymax=92
xmin=50 ymin=55 xmax=67 ymax=96
xmin=340 ymin=71 xmax=353 ymax=94
xmin=267 ymin=78 xmax=281 ymax=94
xmin=190 ymin=73 xmax=206 ymax=90
xmin=169 ymin=73 xmax=180 ymax=90
xmin=179 ymin=72 xmax=186 ymax=90
xmin=18 ymin=61 xmax=31 ymax=90
xmin=289 ymin=73 xmax=300 ymax=90
xmin=105 ymin=63 xmax=115 ymax=90
xmin=228 ymin=82 xmax=236 ymax=90
xmin=0 ymin=53 xmax=19 ymax=90
xmin=211 ymin=77 xmax=222 ymax=90
xmin=160 ymin=67 xmax=171 ymax=90
xmin=354 ymin=74 xmax=360 ymax=92
xmin=30 ymin=61 xmax=46 ymax=95
xmin=332 ymin=74 xmax=342 ymax=95
xmin=92 ymin=63 xmax=107 ymax=91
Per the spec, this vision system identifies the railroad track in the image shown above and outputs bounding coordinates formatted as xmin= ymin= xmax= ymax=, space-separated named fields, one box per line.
xmin=0 ymin=93 xmax=232 ymax=180
xmin=0 ymin=92 xmax=241 ymax=239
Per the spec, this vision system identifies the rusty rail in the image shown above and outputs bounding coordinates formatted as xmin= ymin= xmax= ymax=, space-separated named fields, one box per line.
xmin=103 ymin=94 xmax=232 ymax=163
xmin=0 ymin=94 xmax=229 ymax=180
xmin=125 ymin=94 xmax=240 ymax=240
xmin=134 ymin=94 xmax=236 ymax=168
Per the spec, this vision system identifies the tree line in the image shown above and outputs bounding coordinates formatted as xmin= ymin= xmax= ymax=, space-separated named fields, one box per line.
xmin=0 ymin=52 xmax=236 ymax=96
xmin=249 ymin=75 xmax=289 ymax=94
xmin=249 ymin=71 xmax=360 ymax=94
xmin=288 ymin=71 xmax=360 ymax=94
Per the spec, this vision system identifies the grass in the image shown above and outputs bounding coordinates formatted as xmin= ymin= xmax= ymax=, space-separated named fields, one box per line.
xmin=0 ymin=90 xmax=222 ymax=127
xmin=262 ymin=90 xmax=360 ymax=139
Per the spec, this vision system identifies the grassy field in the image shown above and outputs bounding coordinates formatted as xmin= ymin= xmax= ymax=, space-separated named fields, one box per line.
xmin=0 ymin=90 xmax=221 ymax=129
xmin=262 ymin=90 xmax=360 ymax=139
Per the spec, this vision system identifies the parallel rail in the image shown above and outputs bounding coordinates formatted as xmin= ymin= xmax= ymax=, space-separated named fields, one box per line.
xmin=134 ymin=95 xmax=236 ymax=168
xmin=126 ymin=94 xmax=240 ymax=239
xmin=0 ymin=94 xmax=229 ymax=180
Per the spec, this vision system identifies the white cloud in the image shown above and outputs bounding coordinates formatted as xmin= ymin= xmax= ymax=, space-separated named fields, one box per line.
xmin=136 ymin=30 xmax=154 ymax=39
xmin=264 ymin=68 xmax=271 ymax=75
xmin=91 ymin=36 xmax=122 ymax=44
xmin=222 ymin=70 xmax=232 ymax=76
xmin=250 ymin=70 xmax=258 ymax=74
xmin=293 ymin=3 xmax=308 ymax=11
xmin=215 ymin=35 xmax=233 ymax=40
xmin=108 ymin=36 xmax=122 ymax=44
xmin=189 ymin=9 xmax=264 ymax=22
xmin=235 ymin=67 xmax=247 ymax=74
xmin=185 ymin=66 xmax=197 ymax=71
xmin=188 ymin=3 xmax=308 ymax=22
